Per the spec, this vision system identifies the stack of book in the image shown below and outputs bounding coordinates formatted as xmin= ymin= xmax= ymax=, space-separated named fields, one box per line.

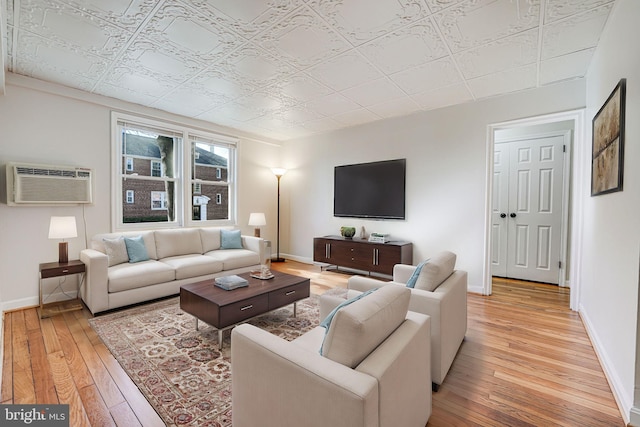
xmin=215 ymin=275 xmax=249 ymax=290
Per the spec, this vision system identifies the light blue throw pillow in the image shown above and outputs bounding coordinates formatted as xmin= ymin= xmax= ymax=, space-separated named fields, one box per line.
xmin=406 ymin=259 xmax=430 ymax=288
xmin=124 ymin=235 xmax=150 ymax=263
xmin=221 ymin=229 xmax=243 ymax=249
xmin=319 ymin=288 xmax=377 ymax=355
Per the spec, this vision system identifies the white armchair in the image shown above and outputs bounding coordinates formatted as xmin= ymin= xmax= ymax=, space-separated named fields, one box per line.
xmin=348 ymin=251 xmax=467 ymax=390
xmin=231 ymin=285 xmax=432 ymax=427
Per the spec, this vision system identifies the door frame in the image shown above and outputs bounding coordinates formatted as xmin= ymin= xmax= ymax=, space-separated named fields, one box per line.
xmin=483 ymin=109 xmax=586 ymax=311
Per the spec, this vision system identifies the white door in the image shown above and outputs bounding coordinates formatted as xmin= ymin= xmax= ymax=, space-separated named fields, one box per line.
xmin=492 ymin=135 xmax=565 ymax=284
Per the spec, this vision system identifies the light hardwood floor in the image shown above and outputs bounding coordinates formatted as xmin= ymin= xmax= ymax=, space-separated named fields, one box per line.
xmin=1 ymin=261 xmax=626 ymax=426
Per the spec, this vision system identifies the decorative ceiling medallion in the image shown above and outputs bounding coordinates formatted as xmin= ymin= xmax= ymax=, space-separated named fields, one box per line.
xmin=308 ymin=0 xmax=430 ymax=45
xmin=15 ymin=31 xmax=110 ymax=80
xmin=545 ymin=0 xmax=615 ymax=24
xmin=191 ymin=0 xmax=304 ymax=39
xmin=117 ymin=38 xmax=203 ymax=84
xmin=54 ymin=0 xmax=158 ymax=30
xmin=539 ymin=48 xmax=594 ymax=84
xmin=436 ymin=0 xmax=540 ymax=53
xmin=217 ymin=45 xmax=295 ymax=90
xmin=189 ymin=67 xmax=257 ymax=100
xmin=141 ymin=3 xmax=244 ymax=64
xmin=541 ymin=3 xmax=613 ymax=59
xmin=467 ymin=64 xmax=537 ymax=99
xmin=411 ymin=82 xmax=473 ymax=110
xmin=390 ymin=57 xmax=461 ymax=95
xmin=268 ymin=72 xmax=333 ymax=104
xmin=101 ymin=63 xmax=180 ymax=98
xmin=306 ymin=51 xmax=383 ymax=91
xmin=455 ymin=29 xmax=538 ymax=79
xmin=256 ymin=6 xmax=351 ymax=69
xmin=423 ymin=0 xmax=462 ymax=13
xmin=18 ymin=0 xmax=131 ymax=59
xmin=359 ymin=19 xmax=448 ymax=74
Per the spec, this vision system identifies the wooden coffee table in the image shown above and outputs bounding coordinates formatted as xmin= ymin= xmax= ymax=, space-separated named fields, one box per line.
xmin=180 ymin=271 xmax=310 ymax=349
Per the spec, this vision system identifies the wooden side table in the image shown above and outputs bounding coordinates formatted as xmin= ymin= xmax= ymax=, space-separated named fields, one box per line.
xmin=39 ymin=259 xmax=86 ymax=318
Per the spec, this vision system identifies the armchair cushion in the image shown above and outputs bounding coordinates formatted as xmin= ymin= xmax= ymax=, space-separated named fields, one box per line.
xmin=414 ymin=251 xmax=456 ymax=291
xmin=321 ymin=285 xmax=410 ymax=369
xmin=406 ymin=259 xmax=429 ymax=288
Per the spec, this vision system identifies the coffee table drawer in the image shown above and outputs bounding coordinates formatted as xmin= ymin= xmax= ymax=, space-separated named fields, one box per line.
xmin=269 ymin=282 xmax=310 ymax=310
xmin=219 ymin=294 xmax=269 ymax=328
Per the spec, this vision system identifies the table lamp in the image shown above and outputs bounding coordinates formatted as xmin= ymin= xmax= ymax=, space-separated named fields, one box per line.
xmin=48 ymin=216 xmax=77 ymax=263
xmin=248 ymin=212 xmax=266 ymax=237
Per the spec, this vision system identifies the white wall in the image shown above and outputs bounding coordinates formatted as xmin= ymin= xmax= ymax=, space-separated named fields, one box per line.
xmin=580 ymin=0 xmax=640 ymax=422
xmin=281 ymin=80 xmax=585 ymax=291
xmin=0 ymin=74 xmax=282 ymax=311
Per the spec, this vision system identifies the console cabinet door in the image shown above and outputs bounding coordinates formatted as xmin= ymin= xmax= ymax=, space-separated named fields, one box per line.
xmin=313 ymin=238 xmax=332 ymax=263
xmin=369 ymin=244 xmax=402 ymax=275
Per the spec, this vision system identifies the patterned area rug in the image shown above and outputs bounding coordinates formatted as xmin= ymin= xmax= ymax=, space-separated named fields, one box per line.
xmin=89 ymin=292 xmax=343 ymax=426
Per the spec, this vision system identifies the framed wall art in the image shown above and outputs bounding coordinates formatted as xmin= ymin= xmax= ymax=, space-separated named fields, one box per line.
xmin=591 ymin=78 xmax=626 ymax=196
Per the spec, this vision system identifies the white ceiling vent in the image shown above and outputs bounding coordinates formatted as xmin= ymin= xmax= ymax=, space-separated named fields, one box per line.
xmin=6 ymin=162 xmax=93 ymax=206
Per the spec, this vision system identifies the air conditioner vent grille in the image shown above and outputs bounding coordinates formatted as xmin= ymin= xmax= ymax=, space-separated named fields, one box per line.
xmin=16 ymin=166 xmax=78 ymax=178
xmin=6 ymin=162 xmax=93 ymax=205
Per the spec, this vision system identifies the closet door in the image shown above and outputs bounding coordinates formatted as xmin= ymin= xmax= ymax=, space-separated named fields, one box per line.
xmin=493 ymin=135 xmax=565 ymax=284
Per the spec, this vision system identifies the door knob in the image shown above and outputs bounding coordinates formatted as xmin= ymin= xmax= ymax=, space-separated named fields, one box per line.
xmin=500 ymin=213 xmax=506 ymax=218
xmin=510 ymin=213 xmax=517 ymax=218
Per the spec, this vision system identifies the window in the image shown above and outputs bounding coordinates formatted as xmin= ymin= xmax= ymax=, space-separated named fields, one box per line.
xmin=151 ymin=161 xmax=162 ymax=177
xmin=151 ymin=191 xmax=168 ymax=210
xmin=190 ymin=134 xmax=235 ymax=221
xmin=112 ymin=112 xmax=237 ymax=230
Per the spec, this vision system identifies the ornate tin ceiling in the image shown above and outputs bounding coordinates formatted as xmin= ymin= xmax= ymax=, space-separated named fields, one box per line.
xmin=3 ymin=0 xmax=617 ymax=140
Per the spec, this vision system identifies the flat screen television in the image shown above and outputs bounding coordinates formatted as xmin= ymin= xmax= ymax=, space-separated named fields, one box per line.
xmin=334 ymin=159 xmax=406 ymax=220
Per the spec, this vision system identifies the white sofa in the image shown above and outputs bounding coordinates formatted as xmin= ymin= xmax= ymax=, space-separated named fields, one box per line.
xmin=347 ymin=251 xmax=467 ymax=390
xmin=80 ymin=227 xmax=262 ymax=314
xmin=231 ymin=285 xmax=431 ymax=427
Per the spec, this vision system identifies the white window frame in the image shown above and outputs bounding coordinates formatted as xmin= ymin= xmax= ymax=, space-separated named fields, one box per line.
xmin=126 ymin=157 xmax=134 ymax=171
xmin=125 ymin=190 xmax=134 ymax=204
xmin=187 ymin=132 xmax=237 ymax=226
xmin=151 ymin=191 xmax=168 ymax=210
xmin=151 ymin=160 xmax=162 ymax=177
xmin=111 ymin=112 xmax=238 ymax=231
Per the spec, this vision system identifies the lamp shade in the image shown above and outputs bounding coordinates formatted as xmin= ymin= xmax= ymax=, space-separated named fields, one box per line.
xmin=48 ymin=216 xmax=78 ymax=240
xmin=248 ymin=212 xmax=266 ymax=227
xmin=271 ymin=168 xmax=287 ymax=177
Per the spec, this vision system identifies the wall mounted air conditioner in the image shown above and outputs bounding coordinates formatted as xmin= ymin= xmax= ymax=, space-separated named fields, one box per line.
xmin=6 ymin=162 xmax=93 ymax=206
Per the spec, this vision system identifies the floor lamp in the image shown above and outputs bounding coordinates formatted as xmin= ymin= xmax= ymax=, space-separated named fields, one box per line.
xmin=271 ymin=168 xmax=287 ymax=262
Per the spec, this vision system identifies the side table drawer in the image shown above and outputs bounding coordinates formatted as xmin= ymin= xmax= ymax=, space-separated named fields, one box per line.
xmin=269 ymin=282 xmax=310 ymax=310
xmin=219 ymin=294 xmax=269 ymax=328
xmin=41 ymin=263 xmax=85 ymax=278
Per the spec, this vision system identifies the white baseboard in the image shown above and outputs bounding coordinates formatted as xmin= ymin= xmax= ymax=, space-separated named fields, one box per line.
xmin=467 ymin=284 xmax=485 ymax=294
xmin=630 ymin=406 xmax=640 ymax=426
xmin=2 ymin=296 xmax=39 ymax=313
xmin=579 ymin=304 xmax=631 ymax=425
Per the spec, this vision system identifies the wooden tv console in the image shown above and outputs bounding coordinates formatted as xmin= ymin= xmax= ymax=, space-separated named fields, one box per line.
xmin=313 ymin=236 xmax=413 ymax=276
